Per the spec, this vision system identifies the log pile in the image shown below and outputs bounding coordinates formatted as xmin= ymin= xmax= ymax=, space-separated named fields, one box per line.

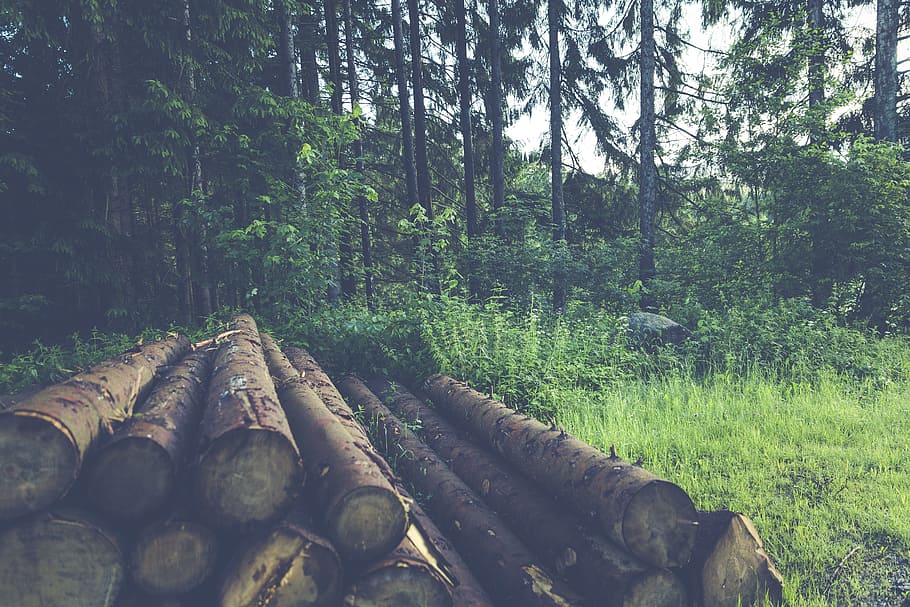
xmin=0 ymin=313 xmax=782 ymax=607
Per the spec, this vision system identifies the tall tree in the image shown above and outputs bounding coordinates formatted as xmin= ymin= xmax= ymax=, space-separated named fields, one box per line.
xmin=638 ymin=0 xmax=657 ymax=311
xmin=548 ymin=0 xmax=566 ymax=312
xmin=279 ymin=0 xmax=298 ymax=98
xmin=325 ymin=0 xmax=347 ymax=301
xmin=489 ymin=0 xmax=506 ymax=230
xmin=875 ymin=0 xmax=899 ymax=141
xmin=456 ymin=0 xmax=478 ymax=241
xmin=391 ymin=0 xmax=420 ymax=217
xmin=299 ymin=2 xmax=321 ymax=104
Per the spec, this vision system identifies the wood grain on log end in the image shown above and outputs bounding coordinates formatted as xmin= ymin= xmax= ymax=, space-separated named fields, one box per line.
xmin=130 ymin=520 xmax=218 ymax=596
xmin=327 ymin=483 xmax=409 ymax=562
xmin=623 ymin=569 xmax=688 ymax=607
xmin=219 ymin=521 xmax=342 ymax=607
xmin=0 ymin=508 xmax=123 ymax=607
xmin=622 ymin=480 xmax=698 ymax=568
xmin=343 ymin=559 xmax=453 ymax=607
xmin=84 ymin=437 xmax=174 ymax=520
xmin=0 ymin=412 xmax=79 ymax=519
xmin=195 ymin=428 xmax=301 ymax=528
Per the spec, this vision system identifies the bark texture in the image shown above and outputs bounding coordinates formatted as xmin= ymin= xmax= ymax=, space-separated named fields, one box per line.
xmin=261 ymin=334 xmax=407 ymax=561
xmin=130 ymin=518 xmax=218 ymax=596
xmin=638 ymin=0 xmax=657 ymax=310
xmin=0 ymin=507 xmax=123 ymax=607
xmin=875 ymin=0 xmax=898 ymax=141
xmin=456 ymin=0 xmax=477 ymax=242
xmin=424 ymin=375 xmax=698 ymax=568
xmin=489 ymin=0 xmax=505 ymax=221
xmin=194 ymin=315 xmax=302 ymax=528
xmin=548 ymin=0 xmax=566 ymax=313
xmin=218 ymin=514 xmax=342 ymax=607
xmin=373 ymin=379 xmax=687 ymax=607
xmin=0 ymin=335 xmax=191 ymax=520
xmin=391 ymin=0 xmax=419 ymax=213
xmin=337 ymin=376 xmax=584 ymax=607
xmin=83 ymin=349 xmax=212 ymax=520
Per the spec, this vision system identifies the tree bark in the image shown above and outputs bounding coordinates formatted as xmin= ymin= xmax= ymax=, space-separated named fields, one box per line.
xmin=807 ymin=0 xmax=825 ymax=114
xmin=130 ymin=518 xmax=218 ymax=596
xmin=423 ymin=375 xmax=698 ymax=569
xmin=0 ymin=508 xmax=123 ymax=607
xmin=489 ymin=0 xmax=505 ymax=231
xmin=638 ymin=0 xmax=657 ymax=311
xmin=218 ymin=512 xmax=342 ymax=607
xmin=324 ymin=0 xmax=345 ymax=303
xmin=392 ymin=0 xmax=420 ymax=215
xmin=456 ymin=0 xmax=478 ymax=242
xmin=0 ymin=335 xmax=191 ymax=520
xmin=549 ymin=0 xmax=566 ymax=313
xmin=681 ymin=511 xmax=783 ymax=607
xmin=337 ymin=376 xmax=585 ymax=607
xmin=193 ymin=315 xmax=302 ymax=528
xmin=278 ymin=0 xmax=299 ymax=99
xmin=343 ymin=0 xmax=375 ymax=308
xmin=299 ymin=2 xmax=321 ymax=104
xmin=260 ymin=333 xmax=408 ymax=562
xmin=372 ymin=379 xmax=688 ymax=607
xmin=875 ymin=0 xmax=898 ymax=141
xmin=82 ymin=349 xmax=212 ymax=520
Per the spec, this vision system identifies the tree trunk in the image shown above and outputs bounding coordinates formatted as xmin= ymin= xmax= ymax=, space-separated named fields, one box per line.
xmin=130 ymin=518 xmax=218 ymax=596
xmin=193 ymin=314 xmax=302 ymax=528
xmin=260 ymin=333 xmax=408 ymax=562
xmin=218 ymin=512 xmax=342 ymax=607
xmin=807 ymin=0 xmax=825 ymax=113
xmin=681 ymin=511 xmax=784 ymax=607
xmin=82 ymin=349 xmax=212 ymax=520
xmin=372 ymin=380 xmax=688 ymax=607
xmin=337 ymin=376 xmax=585 ymax=607
xmin=392 ymin=0 xmax=420 ymax=216
xmin=875 ymin=0 xmax=898 ymax=141
xmin=423 ymin=375 xmax=698 ymax=569
xmin=638 ymin=0 xmax=657 ymax=311
xmin=278 ymin=0 xmax=299 ymax=99
xmin=343 ymin=0 xmax=375 ymax=307
xmin=456 ymin=0 xmax=478 ymax=243
xmin=0 ymin=508 xmax=123 ymax=607
xmin=549 ymin=0 xmax=567 ymax=313
xmin=0 ymin=335 xmax=191 ymax=520
xmin=299 ymin=2 xmax=321 ymax=104
xmin=489 ymin=0 xmax=505 ymax=232
xmin=324 ymin=0 xmax=345 ymax=303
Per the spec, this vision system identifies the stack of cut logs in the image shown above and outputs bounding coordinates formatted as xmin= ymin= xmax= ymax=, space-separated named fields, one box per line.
xmin=0 ymin=314 xmax=783 ymax=607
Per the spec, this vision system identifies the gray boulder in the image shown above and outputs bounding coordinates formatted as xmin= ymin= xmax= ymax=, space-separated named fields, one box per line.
xmin=627 ymin=312 xmax=692 ymax=348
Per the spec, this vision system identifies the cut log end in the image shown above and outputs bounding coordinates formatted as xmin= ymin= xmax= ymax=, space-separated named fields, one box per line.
xmin=195 ymin=428 xmax=301 ymax=528
xmin=327 ymin=484 xmax=409 ymax=562
xmin=0 ymin=412 xmax=79 ymax=519
xmin=84 ymin=437 xmax=174 ymax=520
xmin=219 ymin=523 xmax=342 ymax=607
xmin=343 ymin=563 xmax=453 ymax=607
xmin=130 ymin=520 xmax=218 ymax=596
xmin=622 ymin=480 xmax=698 ymax=568
xmin=623 ymin=570 xmax=688 ymax=607
xmin=0 ymin=509 xmax=123 ymax=607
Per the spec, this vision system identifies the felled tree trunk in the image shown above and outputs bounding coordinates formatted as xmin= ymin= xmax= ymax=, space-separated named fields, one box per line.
xmin=260 ymin=333 xmax=407 ymax=562
xmin=194 ymin=315 xmax=302 ymax=528
xmin=218 ymin=512 xmax=342 ymax=607
xmin=83 ymin=349 xmax=212 ymax=520
xmin=682 ymin=511 xmax=783 ymax=607
xmin=372 ymin=379 xmax=688 ymax=607
xmin=337 ymin=376 xmax=584 ymax=607
xmin=0 ymin=507 xmax=123 ymax=607
xmin=424 ymin=375 xmax=698 ymax=568
xmin=130 ymin=517 xmax=218 ymax=596
xmin=0 ymin=335 xmax=191 ymax=520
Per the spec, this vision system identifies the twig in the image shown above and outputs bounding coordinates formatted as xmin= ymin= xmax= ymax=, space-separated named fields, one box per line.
xmin=824 ymin=546 xmax=862 ymax=596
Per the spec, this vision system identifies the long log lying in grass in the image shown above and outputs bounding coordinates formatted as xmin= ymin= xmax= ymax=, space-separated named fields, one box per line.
xmin=194 ymin=315 xmax=302 ymax=528
xmin=0 ymin=507 xmax=123 ymax=607
xmin=0 ymin=335 xmax=191 ymax=520
xmin=83 ymin=349 xmax=213 ymax=520
xmin=425 ymin=375 xmax=698 ymax=568
xmin=372 ymin=379 xmax=688 ymax=607
xmin=683 ymin=511 xmax=783 ymax=607
xmin=338 ymin=376 xmax=584 ymax=607
xmin=130 ymin=517 xmax=218 ymax=596
xmin=260 ymin=333 xmax=407 ymax=561
xmin=218 ymin=513 xmax=342 ymax=607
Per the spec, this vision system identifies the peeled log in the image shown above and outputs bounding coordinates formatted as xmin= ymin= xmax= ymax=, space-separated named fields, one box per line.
xmin=0 ymin=335 xmax=191 ymax=520
xmin=130 ymin=518 xmax=218 ymax=596
xmin=260 ymin=334 xmax=407 ymax=561
xmin=343 ymin=523 xmax=453 ymax=607
xmin=218 ymin=514 xmax=342 ymax=607
xmin=372 ymin=379 xmax=687 ymax=607
xmin=337 ymin=376 xmax=584 ymax=607
xmin=0 ymin=507 xmax=123 ymax=607
xmin=425 ymin=374 xmax=698 ymax=568
xmin=83 ymin=349 xmax=213 ymax=520
xmin=683 ymin=511 xmax=783 ymax=607
xmin=194 ymin=315 xmax=302 ymax=528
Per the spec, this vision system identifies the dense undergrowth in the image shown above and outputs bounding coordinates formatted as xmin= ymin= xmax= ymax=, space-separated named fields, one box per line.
xmin=1 ymin=296 xmax=909 ymax=605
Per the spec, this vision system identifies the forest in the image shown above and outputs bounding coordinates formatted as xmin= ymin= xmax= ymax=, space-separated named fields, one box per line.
xmin=1 ymin=0 xmax=910 ymax=605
